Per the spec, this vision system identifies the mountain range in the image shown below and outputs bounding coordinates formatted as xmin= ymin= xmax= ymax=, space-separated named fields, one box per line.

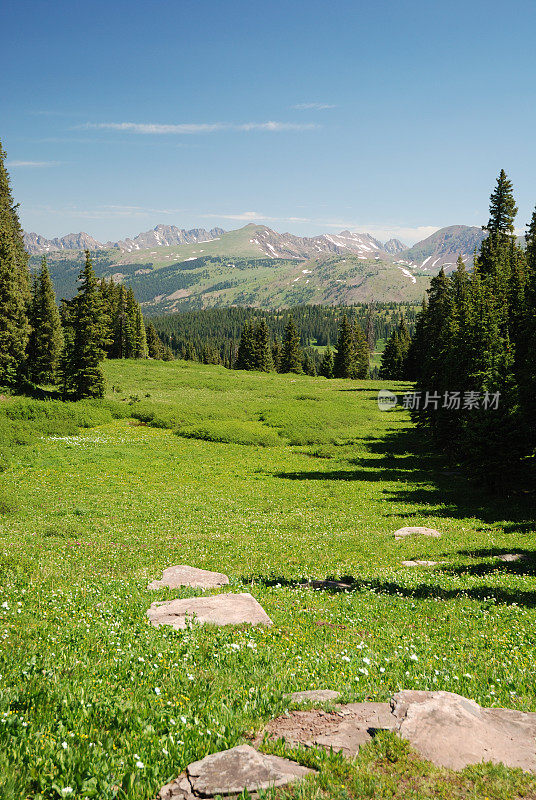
xmin=24 ymin=222 xmax=491 ymax=313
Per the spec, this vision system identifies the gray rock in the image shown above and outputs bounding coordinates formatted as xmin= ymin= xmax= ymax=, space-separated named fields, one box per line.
xmin=289 ymin=690 xmax=341 ymax=703
xmin=264 ymin=692 xmax=536 ymax=773
xmin=147 ymin=592 xmax=272 ymax=630
xmin=157 ymin=744 xmax=314 ymax=799
xmin=262 ymin=701 xmax=396 ymax=757
xmin=394 ymin=526 xmax=441 ymax=540
xmin=401 ymin=560 xmax=439 ymax=567
xmin=391 ymin=690 xmax=536 ymax=772
xmin=496 ymin=553 xmax=527 ymax=563
xmin=148 ymin=565 xmax=229 ymax=590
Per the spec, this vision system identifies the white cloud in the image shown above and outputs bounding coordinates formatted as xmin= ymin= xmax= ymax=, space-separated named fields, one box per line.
xmin=292 ymin=102 xmax=337 ymax=110
xmin=78 ymin=120 xmax=318 ymax=134
xmin=6 ymin=160 xmax=60 ymax=168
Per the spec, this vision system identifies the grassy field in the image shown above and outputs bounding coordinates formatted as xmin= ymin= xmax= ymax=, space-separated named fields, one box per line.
xmin=1 ymin=360 xmax=535 ymax=800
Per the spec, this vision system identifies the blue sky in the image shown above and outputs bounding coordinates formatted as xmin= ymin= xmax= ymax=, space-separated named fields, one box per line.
xmin=2 ymin=0 xmax=535 ymax=245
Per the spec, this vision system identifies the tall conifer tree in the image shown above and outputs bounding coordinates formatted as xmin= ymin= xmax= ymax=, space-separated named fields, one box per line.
xmin=146 ymin=321 xmax=163 ymax=359
xmin=320 ymin=345 xmax=334 ymax=378
xmin=63 ymin=251 xmax=106 ymax=399
xmin=254 ymin=319 xmax=273 ymax=372
xmin=280 ymin=317 xmax=303 ymax=373
xmin=0 ymin=140 xmax=31 ymax=386
xmin=27 ymin=257 xmax=63 ymax=384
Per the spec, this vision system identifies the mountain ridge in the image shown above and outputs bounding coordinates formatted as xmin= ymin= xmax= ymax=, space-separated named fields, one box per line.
xmin=25 ymin=223 xmax=496 ymax=313
xmin=22 ymin=222 xmax=488 ymax=272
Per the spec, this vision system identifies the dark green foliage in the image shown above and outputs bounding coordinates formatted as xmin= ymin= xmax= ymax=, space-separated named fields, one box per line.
xmin=479 ymin=169 xmax=519 ymax=277
xmin=235 ymin=321 xmax=257 ymax=370
xmin=320 ymin=345 xmax=334 ymax=378
xmin=62 ymin=275 xmax=147 ymax=364
xmin=333 ymin=314 xmax=369 ymax=379
xmin=484 ymin=169 xmax=518 ymax=236
xmin=255 ymin=319 xmax=274 ymax=372
xmin=408 ymin=171 xmax=535 ymax=489
xmin=62 ymin=252 xmax=106 ymax=399
xmin=525 ymin=207 xmax=536 ymax=273
xmin=302 ymin=350 xmax=317 ymax=376
xmin=0 ymin=140 xmax=31 ymax=386
xmin=379 ymin=316 xmax=410 ymax=379
xmin=145 ymin=321 xmax=164 ymax=359
xmin=150 ymin=303 xmax=418 ymax=367
xmin=235 ymin=319 xmax=274 ymax=372
xmin=280 ymin=317 xmax=303 ymax=373
xmin=26 ymin=257 xmax=63 ymax=384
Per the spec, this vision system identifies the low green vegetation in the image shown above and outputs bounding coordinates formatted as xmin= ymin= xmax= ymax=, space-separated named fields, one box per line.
xmin=1 ymin=359 xmax=535 ymax=800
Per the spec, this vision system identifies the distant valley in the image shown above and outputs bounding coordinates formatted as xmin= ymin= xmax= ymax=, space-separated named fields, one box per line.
xmin=24 ymin=222 xmax=489 ymax=313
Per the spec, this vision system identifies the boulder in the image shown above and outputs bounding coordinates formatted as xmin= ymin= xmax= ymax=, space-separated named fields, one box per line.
xmin=261 ymin=701 xmax=396 ymax=757
xmin=147 ymin=592 xmax=272 ymax=630
xmin=497 ymin=553 xmax=527 ymax=563
xmin=148 ymin=565 xmax=229 ymax=590
xmin=289 ymin=689 xmax=341 ymax=704
xmin=391 ymin=690 xmax=536 ymax=771
xmin=158 ymin=744 xmax=314 ymax=799
xmin=263 ymin=691 xmax=536 ymax=773
xmin=394 ymin=526 xmax=441 ymax=540
xmin=401 ymin=560 xmax=439 ymax=567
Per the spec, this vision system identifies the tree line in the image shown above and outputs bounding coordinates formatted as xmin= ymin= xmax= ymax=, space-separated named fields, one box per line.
xmin=151 ymin=303 xmax=418 ymax=373
xmin=380 ymin=170 xmax=536 ymax=487
xmin=232 ymin=313 xmax=369 ymax=377
xmin=0 ymin=141 xmax=169 ymax=398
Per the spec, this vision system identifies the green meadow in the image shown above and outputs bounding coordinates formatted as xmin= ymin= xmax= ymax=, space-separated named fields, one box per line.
xmin=1 ymin=360 xmax=535 ymax=799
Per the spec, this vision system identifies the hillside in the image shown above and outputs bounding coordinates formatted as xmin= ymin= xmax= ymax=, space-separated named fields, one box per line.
xmin=27 ymin=223 xmax=430 ymax=309
xmin=32 ymin=247 xmax=428 ymax=310
xmin=398 ymin=225 xmax=486 ymax=272
xmin=26 ymin=221 xmax=501 ymax=311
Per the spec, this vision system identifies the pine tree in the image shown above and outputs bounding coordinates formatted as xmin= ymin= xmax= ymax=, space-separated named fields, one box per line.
xmin=280 ymin=317 xmax=303 ymax=373
xmin=124 ymin=287 xmax=138 ymax=358
xmin=63 ymin=251 xmax=106 ymax=399
xmin=235 ymin=321 xmax=257 ymax=370
xmin=405 ymin=296 xmax=427 ymax=380
xmin=320 ymin=345 xmax=334 ymax=378
xmin=133 ymin=306 xmax=147 ymax=358
xmin=516 ymin=207 xmax=536 ymax=451
xmin=379 ymin=317 xmax=409 ymax=380
xmin=333 ymin=314 xmax=359 ymax=378
xmin=254 ymin=319 xmax=273 ymax=372
xmin=302 ymin=350 xmax=316 ymax=376
xmin=146 ymin=321 xmax=163 ymax=359
xmin=27 ymin=256 xmax=63 ymax=384
xmin=484 ymin=169 xmax=518 ymax=236
xmin=112 ymin=285 xmax=129 ymax=359
xmin=525 ymin=206 xmax=536 ymax=274
xmin=353 ymin=323 xmax=369 ymax=378
xmin=271 ymin=339 xmax=282 ymax=372
xmin=0 ymin=140 xmax=31 ymax=386
xmin=479 ymin=169 xmax=518 ymax=277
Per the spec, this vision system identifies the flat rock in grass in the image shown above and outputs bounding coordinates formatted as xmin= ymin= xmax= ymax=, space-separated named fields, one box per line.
xmin=158 ymin=744 xmax=314 ymax=799
xmin=391 ymin=690 xmax=536 ymax=772
xmin=261 ymin=702 xmax=395 ymax=757
xmin=289 ymin=689 xmax=342 ymax=704
xmin=496 ymin=553 xmax=528 ymax=563
xmin=394 ymin=526 xmax=441 ymax=540
xmin=148 ymin=565 xmax=229 ymax=590
xmin=147 ymin=592 xmax=272 ymax=630
xmin=401 ymin=560 xmax=439 ymax=567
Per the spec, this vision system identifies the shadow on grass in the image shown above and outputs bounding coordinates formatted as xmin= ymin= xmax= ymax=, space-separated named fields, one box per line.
xmin=274 ymin=424 xmax=536 ymax=533
xmin=242 ymin=571 xmax=536 ymax=608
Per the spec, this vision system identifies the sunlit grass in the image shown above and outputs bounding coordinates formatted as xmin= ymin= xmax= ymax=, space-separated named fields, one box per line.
xmin=0 ymin=359 xmax=535 ymax=799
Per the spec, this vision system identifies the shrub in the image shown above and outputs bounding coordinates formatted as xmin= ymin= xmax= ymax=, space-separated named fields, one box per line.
xmin=176 ymin=419 xmax=283 ymax=447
